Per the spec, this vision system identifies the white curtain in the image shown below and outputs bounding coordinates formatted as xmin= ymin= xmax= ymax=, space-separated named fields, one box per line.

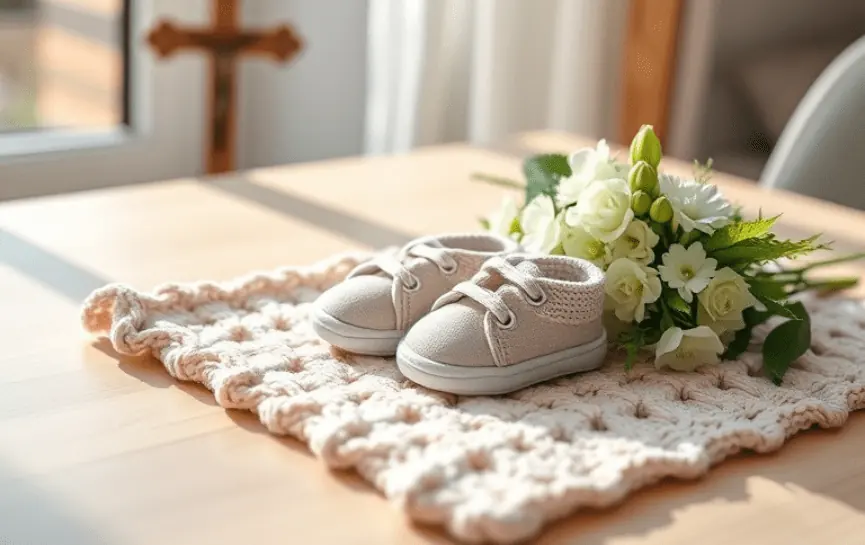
xmin=364 ymin=0 xmax=630 ymax=155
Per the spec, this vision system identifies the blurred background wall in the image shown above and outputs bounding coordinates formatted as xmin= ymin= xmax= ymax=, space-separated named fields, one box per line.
xmin=0 ymin=0 xmax=864 ymax=196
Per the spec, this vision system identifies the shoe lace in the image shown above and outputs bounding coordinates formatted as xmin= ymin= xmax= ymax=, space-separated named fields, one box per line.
xmin=350 ymin=240 xmax=459 ymax=290
xmin=436 ymin=257 xmax=546 ymax=326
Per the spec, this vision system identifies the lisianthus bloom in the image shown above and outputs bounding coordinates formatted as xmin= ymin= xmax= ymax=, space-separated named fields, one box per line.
xmin=697 ymin=267 xmax=759 ymax=334
xmin=610 ymin=219 xmax=659 ymax=265
xmin=566 ymin=178 xmax=633 ymax=243
xmin=660 ymin=174 xmax=733 ymax=234
xmin=655 ymin=326 xmax=724 ymax=371
xmin=604 ymin=258 xmax=662 ymax=323
xmin=520 ymin=195 xmax=561 ymax=253
xmin=558 ymin=139 xmax=628 ymax=205
xmin=658 ymin=242 xmax=718 ymax=303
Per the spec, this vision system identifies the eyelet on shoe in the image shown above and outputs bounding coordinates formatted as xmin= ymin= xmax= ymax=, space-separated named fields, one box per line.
xmin=404 ymin=275 xmax=422 ymax=292
xmin=526 ymin=288 xmax=547 ymax=306
xmin=440 ymin=261 xmax=458 ymax=275
xmin=495 ymin=309 xmax=517 ymax=330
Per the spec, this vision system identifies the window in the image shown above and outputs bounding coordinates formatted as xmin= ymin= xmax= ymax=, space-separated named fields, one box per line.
xmin=0 ymin=1 xmax=206 ymax=201
xmin=0 ymin=0 xmax=128 ymax=134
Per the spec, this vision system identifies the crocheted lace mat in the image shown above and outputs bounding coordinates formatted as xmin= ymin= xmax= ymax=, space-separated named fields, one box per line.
xmin=80 ymin=251 xmax=865 ymax=544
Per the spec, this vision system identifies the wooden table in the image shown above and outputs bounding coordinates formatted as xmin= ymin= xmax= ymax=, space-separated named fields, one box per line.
xmin=2 ymin=132 xmax=865 ymax=545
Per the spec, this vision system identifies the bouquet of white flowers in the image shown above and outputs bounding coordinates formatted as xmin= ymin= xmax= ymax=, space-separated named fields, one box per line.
xmin=477 ymin=125 xmax=863 ymax=383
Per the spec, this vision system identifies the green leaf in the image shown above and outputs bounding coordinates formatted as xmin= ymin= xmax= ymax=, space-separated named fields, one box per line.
xmin=762 ymin=303 xmax=811 ymax=385
xmin=659 ymin=300 xmax=675 ymax=332
xmin=523 ymin=154 xmax=571 ymax=203
xmin=623 ymin=341 xmax=640 ymax=371
xmin=783 ymin=301 xmax=809 ymax=321
xmin=722 ymin=306 xmax=775 ymax=360
xmin=665 ymin=291 xmax=691 ymax=315
xmin=755 ymin=295 xmax=801 ymax=320
xmin=743 ymin=305 xmax=775 ymax=328
xmin=724 ymin=326 xmax=753 ymax=360
xmin=706 ymin=215 xmax=780 ymax=251
xmin=712 ymin=235 xmax=828 ymax=266
xmin=615 ymin=326 xmax=645 ymax=371
xmin=747 ymin=277 xmax=791 ymax=300
xmin=479 ymin=218 xmax=490 ymax=230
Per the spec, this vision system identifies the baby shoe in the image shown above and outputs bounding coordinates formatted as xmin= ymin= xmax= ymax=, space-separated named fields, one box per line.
xmin=312 ymin=233 xmax=521 ymax=356
xmin=396 ymin=254 xmax=607 ymax=395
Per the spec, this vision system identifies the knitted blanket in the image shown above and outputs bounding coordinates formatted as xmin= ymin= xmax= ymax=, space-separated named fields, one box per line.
xmin=80 ymin=252 xmax=865 ymax=544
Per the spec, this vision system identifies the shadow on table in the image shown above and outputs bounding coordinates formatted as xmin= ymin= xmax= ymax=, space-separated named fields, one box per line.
xmin=206 ymin=177 xmax=415 ymax=249
xmin=0 ymin=458 xmax=120 ymax=545
xmin=0 ymin=230 xmax=110 ymax=303
xmin=91 ymin=339 xmax=218 ymax=407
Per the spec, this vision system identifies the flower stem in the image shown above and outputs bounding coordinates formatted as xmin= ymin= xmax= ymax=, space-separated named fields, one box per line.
xmin=798 ymin=252 xmax=865 ymax=272
xmin=790 ymin=276 xmax=861 ymax=295
xmin=470 ymin=173 xmax=525 ymax=189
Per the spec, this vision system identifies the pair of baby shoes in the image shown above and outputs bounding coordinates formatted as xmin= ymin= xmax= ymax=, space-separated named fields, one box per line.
xmin=311 ymin=233 xmax=607 ymax=395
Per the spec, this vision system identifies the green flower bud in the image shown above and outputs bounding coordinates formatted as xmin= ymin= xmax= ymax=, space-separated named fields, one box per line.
xmin=631 ymin=190 xmax=652 ymax=216
xmin=649 ymin=196 xmax=674 ymax=224
xmin=630 ymin=124 xmax=662 ymax=168
xmin=628 ymin=161 xmax=660 ymax=197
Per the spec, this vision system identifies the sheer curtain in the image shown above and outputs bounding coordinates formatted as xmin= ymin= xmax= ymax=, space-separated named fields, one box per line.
xmin=364 ymin=0 xmax=629 ymax=155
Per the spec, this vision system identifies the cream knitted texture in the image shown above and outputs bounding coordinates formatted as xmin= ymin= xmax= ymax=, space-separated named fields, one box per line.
xmin=81 ymin=252 xmax=865 ymax=544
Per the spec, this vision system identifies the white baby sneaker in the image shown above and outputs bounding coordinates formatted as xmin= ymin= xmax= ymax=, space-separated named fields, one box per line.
xmin=396 ymin=254 xmax=607 ymax=395
xmin=312 ymin=233 xmax=521 ymax=356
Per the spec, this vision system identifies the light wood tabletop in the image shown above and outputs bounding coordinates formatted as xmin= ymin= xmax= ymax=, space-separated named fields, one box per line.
xmin=2 ymin=131 xmax=865 ymax=545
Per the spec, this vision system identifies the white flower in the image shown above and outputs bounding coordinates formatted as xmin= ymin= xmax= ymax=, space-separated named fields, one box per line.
xmin=604 ymin=258 xmax=662 ymax=323
xmin=658 ymin=242 xmax=717 ymax=303
xmin=486 ymin=196 xmax=520 ymax=238
xmin=697 ymin=267 xmax=759 ymax=334
xmin=558 ymin=139 xmax=629 ymax=205
xmin=520 ymin=195 xmax=562 ymax=253
xmin=566 ymin=178 xmax=634 ymax=243
xmin=654 ymin=326 xmax=724 ymax=372
xmin=610 ymin=219 xmax=660 ymax=265
xmin=660 ymin=174 xmax=733 ymax=234
xmin=561 ymin=225 xmax=611 ymax=267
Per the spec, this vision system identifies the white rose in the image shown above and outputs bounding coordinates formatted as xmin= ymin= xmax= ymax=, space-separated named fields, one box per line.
xmin=654 ymin=326 xmax=724 ymax=372
xmin=697 ymin=267 xmax=759 ymax=334
xmin=610 ymin=219 xmax=660 ymax=265
xmin=520 ymin=195 xmax=562 ymax=253
xmin=566 ymin=178 xmax=634 ymax=243
xmin=561 ymin=224 xmax=611 ymax=267
xmin=604 ymin=258 xmax=662 ymax=323
xmin=558 ymin=139 xmax=629 ymax=205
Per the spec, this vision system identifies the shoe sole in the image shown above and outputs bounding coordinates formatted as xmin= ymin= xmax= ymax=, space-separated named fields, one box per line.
xmin=396 ymin=332 xmax=607 ymax=395
xmin=310 ymin=307 xmax=402 ymax=356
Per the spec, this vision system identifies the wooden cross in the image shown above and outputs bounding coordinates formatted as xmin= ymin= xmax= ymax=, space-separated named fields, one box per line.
xmin=147 ymin=0 xmax=303 ymax=174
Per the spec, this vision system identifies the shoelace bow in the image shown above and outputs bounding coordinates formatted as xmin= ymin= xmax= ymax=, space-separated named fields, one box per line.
xmin=352 ymin=241 xmax=458 ymax=289
xmin=439 ymin=257 xmax=546 ymax=326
